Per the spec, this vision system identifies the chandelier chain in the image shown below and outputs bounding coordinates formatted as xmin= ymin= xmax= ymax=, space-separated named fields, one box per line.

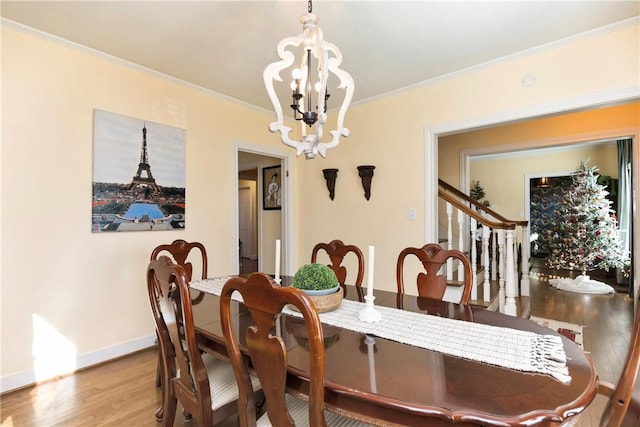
xmin=308 ymin=0 xmax=312 ymax=13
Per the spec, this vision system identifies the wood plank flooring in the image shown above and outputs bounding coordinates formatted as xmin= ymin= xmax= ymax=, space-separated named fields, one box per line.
xmin=528 ymin=259 xmax=635 ymax=426
xmin=1 ymin=262 xmax=635 ymax=426
xmin=1 ymin=349 xmax=173 ymax=427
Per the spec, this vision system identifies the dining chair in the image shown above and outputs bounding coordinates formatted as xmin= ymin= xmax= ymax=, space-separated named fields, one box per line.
xmin=311 ymin=240 xmax=365 ymax=300
xmin=396 ymin=243 xmax=473 ymax=305
xmin=150 ymin=239 xmax=208 ymax=396
xmin=220 ymin=272 xmax=372 ymax=426
xmin=595 ymin=293 xmax=640 ymax=427
xmin=151 ymin=239 xmax=208 ymax=282
xmin=561 ymin=290 xmax=640 ymax=427
xmin=147 ymin=256 xmax=261 ymax=426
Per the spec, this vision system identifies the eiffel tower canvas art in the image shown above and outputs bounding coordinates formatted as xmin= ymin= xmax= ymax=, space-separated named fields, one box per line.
xmin=92 ymin=110 xmax=186 ymax=232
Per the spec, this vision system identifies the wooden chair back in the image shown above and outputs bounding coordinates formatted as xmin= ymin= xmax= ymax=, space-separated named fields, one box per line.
xmin=599 ymin=294 xmax=640 ymax=427
xmin=147 ymin=256 xmax=224 ymax=426
xmin=151 ymin=239 xmax=208 ymax=281
xmin=396 ymin=243 xmax=473 ymax=305
xmin=220 ymin=272 xmax=327 ymax=427
xmin=311 ymin=240 xmax=365 ymax=288
xmin=150 ymin=240 xmax=207 ymax=391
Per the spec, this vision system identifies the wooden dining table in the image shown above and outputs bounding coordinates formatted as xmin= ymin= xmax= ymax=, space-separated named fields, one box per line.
xmin=190 ymin=276 xmax=598 ymax=426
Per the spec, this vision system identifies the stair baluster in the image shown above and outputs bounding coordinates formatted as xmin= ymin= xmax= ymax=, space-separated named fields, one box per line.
xmin=438 ymin=179 xmax=529 ymax=316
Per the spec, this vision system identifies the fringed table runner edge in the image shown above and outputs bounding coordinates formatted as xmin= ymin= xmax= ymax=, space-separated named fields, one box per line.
xmin=191 ymin=277 xmax=570 ymax=384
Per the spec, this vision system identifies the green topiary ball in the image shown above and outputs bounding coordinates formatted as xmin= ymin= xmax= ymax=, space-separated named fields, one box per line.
xmin=292 ymin=263 xmax=339 ymax=291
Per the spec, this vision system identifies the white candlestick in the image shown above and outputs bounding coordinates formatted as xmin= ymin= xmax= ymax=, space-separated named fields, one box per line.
xmin=275 ymin=239 xmax=281 ymax=281
xmin=359 ymin=245 xmax=380 ymax=323
xmin=367 ymin=245 xmax=374 ymax=299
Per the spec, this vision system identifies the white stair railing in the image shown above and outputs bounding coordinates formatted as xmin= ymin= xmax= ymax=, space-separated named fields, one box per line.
xmin=505 ymin=229 xmax=517 ymax=316
xmin=482 ymin=224 xmax=491 ymax=302
xmin=438 ymin=180 xmax=529 ymax=316
xmin=497 ymin=229 xmax=505 ymax=313
xmin=470 ymin=217 xmax=478 ymax=301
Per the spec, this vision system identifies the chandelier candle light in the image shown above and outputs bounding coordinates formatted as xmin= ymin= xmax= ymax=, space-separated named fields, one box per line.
xmin=263 ymin=0 xmax=354 ymax=159
xmin=359 ymin=245 xmax=382 ymax=322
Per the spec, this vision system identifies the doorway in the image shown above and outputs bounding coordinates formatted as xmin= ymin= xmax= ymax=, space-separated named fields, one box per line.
xmin=461 ymin=138 xmax=632 ymax=293
xmin=430 ymin=106 xmax=638 ymax=309
xmin=233 ymin=142 xmax=295 ymax=277
xmin=238 ymin=167 xmax=258 ymax=274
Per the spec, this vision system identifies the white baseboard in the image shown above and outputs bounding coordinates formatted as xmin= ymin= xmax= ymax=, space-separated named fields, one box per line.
xmin=1 ymin=334 xmax=156 ymax=394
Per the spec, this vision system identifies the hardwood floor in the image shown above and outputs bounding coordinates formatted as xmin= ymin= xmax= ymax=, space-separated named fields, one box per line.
xmin=528 ymin=259 xmax=635 ymax=426
xmin=1 ymin=349 xmax=166 ymax=427
xmin=1 ymin=263 xmax=634 ymax=426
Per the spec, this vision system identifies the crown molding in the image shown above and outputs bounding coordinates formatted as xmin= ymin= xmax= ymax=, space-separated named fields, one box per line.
xmin=3 ymin=15 xmax=637 ymax=112
xmin=0 ymin=17 xmax=273 ymax=115
xmin=354 ymin=16 xmax=640 ymax=107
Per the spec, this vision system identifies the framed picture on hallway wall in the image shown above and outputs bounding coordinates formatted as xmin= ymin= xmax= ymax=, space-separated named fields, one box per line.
xmin=263 ymin=165 xmax=282 ymax=210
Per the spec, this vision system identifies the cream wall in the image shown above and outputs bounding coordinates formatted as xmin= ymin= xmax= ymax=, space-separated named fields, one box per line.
xmin=438 ymin=102 xmax=639 ymax=233
xmin=439 ymin=102 xmax=639 ymax=188
xmin=469 ymin=143 xmax=619 ymax=221
xmin=2 ymin=19 xmax=639 ymax=391
xmin=258 ymin=158 xmax=282 ymax=275
xmin=295 ymin=22 xmax=639 ymax=296
xmin=1 ymin=26 xmax=286 ymax=390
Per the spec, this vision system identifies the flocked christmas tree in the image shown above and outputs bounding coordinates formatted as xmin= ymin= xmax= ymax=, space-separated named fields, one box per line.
xmin=546 ymin=160 xmax=628 ymax=277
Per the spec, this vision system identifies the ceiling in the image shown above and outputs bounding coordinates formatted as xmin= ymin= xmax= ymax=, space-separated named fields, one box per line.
xmin=2 ymin=1 xmax=639 ymax=111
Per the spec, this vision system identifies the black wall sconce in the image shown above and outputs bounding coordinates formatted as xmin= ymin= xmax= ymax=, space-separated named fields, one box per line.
xmin=322 ymin=168 xmax=338 ymax=200
xmin=357 ymin=165 xmax=375 ymax=200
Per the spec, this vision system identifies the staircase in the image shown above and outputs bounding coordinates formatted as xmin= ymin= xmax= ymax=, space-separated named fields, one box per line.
xmin=438 ymin=179 xmax=531 ymax=318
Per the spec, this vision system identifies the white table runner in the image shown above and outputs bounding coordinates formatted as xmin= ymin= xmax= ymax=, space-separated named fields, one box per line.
xmin=191 ymin=277 xmax=571 ymax=384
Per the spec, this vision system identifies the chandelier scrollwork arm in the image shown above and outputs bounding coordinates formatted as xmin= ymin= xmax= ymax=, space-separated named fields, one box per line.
xmin=263 ymin=6 xmax=354 ymax=160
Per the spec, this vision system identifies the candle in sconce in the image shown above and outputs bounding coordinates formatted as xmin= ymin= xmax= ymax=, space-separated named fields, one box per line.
xmin=367 ymin=245 xmax=374 ymax=299
xmin=275 ymin=239 xmax=281 ymax=281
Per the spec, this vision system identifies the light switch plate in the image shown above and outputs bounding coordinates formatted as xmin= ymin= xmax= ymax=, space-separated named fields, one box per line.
xmin=408 ymin=208 xmax=416 ymax=221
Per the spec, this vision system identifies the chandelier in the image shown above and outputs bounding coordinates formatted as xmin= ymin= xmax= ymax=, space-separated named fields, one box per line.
xmin=263 ymin=0 xmax=354 ymax=159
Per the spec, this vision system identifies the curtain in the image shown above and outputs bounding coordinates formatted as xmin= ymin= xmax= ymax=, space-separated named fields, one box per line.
xmin=616 ymin=138 xmax=632 ymax=293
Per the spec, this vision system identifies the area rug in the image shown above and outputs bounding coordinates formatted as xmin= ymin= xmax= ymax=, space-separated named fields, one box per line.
xmin=530 ymin=316 xmax=584 ymax=348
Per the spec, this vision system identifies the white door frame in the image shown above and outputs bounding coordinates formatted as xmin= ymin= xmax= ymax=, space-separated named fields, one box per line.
xmin=233 ymin=141 xmax=295 ymax=276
